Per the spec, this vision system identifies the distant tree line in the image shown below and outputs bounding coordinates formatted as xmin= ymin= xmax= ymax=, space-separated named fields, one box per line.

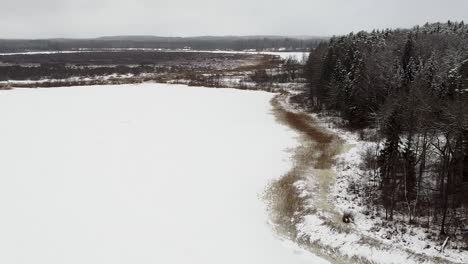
xmin=0 ymin=36 xmax=325 ymax=53
xmin=304 ymin=22 xmax=468 ymax=238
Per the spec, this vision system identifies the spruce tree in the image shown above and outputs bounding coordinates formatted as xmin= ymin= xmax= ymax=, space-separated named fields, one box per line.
xmin=378 ymin=110 xmax=402 ymax=220
xmin=402 ymin=34 xmax=415 ymax=72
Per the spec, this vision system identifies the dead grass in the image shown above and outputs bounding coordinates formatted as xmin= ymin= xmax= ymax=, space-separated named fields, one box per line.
xmin=266 ymin=96 xmax=342 ymax=230
xmin=229 ymin=55 xmax=278 ymax=73
xmin=264 ymin=169 xmax=306 ymax=237
xmin=264 ymin=95 xmax=349 ymax=262
xmin=265 ymin=96 xmax=339 ymax=239
xmin=270 ymin=97 xmax=341 ymax=169
xmin=265 ymin=95 xmax=461 ymax=264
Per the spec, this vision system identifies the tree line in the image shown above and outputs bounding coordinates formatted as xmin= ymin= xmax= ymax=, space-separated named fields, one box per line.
xmin=0 ymin=36 xmax=324 ymax=53
xmin=304 ymin=21 xmax=468 ymax=239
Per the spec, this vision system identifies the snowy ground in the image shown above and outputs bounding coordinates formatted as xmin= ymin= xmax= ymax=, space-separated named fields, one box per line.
xmin=257 ymin=51 xmax=308 ymax=62
xmin=325 ymin=120 xmax=468 ymax=264
xmin=270 ymin=97 xmax=467 ymax=264
xmin=0 ymin=73 xmax=135 ymax=85
xmin=0 ymin=83 xmax=327 ymax=264
xmin=186 ymin=50 xmax=309 ymax=62
xmin=295 ymin=111 xmax=468 ymax=264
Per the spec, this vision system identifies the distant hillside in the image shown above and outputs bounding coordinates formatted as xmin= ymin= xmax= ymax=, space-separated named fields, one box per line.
xmin=0 ymin=35 xmax=327 ymax=53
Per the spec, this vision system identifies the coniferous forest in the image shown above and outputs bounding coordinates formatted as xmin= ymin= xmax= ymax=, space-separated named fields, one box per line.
xmin=304 ymin=21 xmax=468 ymax=238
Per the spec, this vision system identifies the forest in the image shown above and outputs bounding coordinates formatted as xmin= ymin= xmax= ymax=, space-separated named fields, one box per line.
xmin=0 ymin=36 xmax=323 ymax=53
xmin=303 ymin=21 xmax=468 ymax=239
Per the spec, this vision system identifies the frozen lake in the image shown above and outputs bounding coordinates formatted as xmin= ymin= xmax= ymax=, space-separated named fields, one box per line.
xmin=0 ymin=84 xmax=328 ymax=264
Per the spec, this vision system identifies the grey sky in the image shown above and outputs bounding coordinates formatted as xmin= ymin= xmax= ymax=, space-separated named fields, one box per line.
xmin=1 ymin=0 xmax=468 ymax=39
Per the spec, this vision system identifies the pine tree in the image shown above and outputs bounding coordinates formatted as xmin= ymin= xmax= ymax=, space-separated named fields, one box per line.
xmin=424 ymin=51 xmax=438 ymax=94
xmin=328 ymin=59 xmax=350 ymax=111
xmin=402 ymin=135 xmax=417 ymax=202
xmin=402 ymin=34 xmax=415 ymax=72
xmin=402 ymin=57 xmax=418 ymax=90
xmin=378 ymin=110 xmax=402 ymax=220
xmin=446 ymin=67 xmax=462 ymax=99
xmin=346 ymin=49 xmax=372 ymax=128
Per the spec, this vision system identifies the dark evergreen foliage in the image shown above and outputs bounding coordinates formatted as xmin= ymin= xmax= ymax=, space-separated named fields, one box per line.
xmin=304 ymin=21 xmax=468 ymax=236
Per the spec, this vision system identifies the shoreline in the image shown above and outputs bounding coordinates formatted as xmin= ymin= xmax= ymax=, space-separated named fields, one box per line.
xmin=266 ymin=94 xmax=464 ymax=264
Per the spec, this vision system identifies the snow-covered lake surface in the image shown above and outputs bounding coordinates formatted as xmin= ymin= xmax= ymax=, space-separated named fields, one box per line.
xmin=0 ymin=83 xmax=327 ymax=264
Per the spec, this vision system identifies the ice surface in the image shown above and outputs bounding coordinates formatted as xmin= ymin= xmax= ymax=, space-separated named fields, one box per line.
xmin=0 ymin=83 xmax=327 ymax=264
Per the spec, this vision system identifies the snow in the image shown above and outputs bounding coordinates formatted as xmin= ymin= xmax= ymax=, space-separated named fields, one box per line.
xmin=0 ymin=49 xmax=169 ymax=56
xmin=301 ymin=114 xmax=468 ymax=264
xmin=257 ymin=52 xmax=309 ymax=62
xmin=0 ymin=74 xmax=135 ymax=85
xmin=0 ymin=83 xmax=328 ymax=264
xmin=0 ymin=50 xmax=100 ymax=56
xmin=0 ymin=49 xmax=310 ymax=62
xmin=183 ymin=50 xmax=309 ymax=62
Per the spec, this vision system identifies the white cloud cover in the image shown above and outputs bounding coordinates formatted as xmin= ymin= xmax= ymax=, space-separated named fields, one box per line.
xmin=1 ymin=0 xmax=468 ymax=38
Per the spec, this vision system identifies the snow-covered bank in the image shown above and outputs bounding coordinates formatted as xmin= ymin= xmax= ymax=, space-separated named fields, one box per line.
xmin=269 ymin=96 xmax=467 ymax=264
xmin=319 ymin=117 xmax=468 ymax=264
xmin=0 ymin=84 xmax=327 ymax=264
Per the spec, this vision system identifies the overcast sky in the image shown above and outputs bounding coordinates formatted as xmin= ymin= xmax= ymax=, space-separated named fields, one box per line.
xmin=1 ymin=0 xmax=468 ymax=39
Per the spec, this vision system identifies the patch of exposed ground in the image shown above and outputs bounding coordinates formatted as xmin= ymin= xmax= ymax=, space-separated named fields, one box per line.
xmin=265 ymin=94 xmax=459 ymax=264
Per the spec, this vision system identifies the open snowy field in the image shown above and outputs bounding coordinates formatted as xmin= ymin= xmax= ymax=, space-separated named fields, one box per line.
xmin=0 ymin=83 xmax=327 ymax=264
